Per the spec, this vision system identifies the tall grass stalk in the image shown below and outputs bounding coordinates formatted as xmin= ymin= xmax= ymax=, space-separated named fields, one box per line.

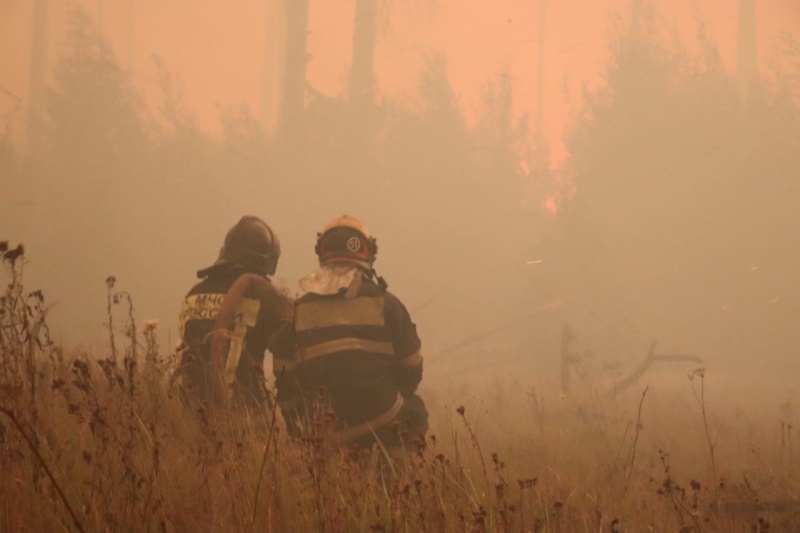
xmin=2 ymin=246 xmax=799 ymax=531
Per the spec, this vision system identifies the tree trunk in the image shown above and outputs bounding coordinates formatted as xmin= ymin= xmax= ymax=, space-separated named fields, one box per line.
xmin=127 ymin=0 xmax=135 ymax=75
xmin=349 ymin=0 xmax=378 ymax=106
xmin=533 ymin=0 xmax=546 ymax=166
xmin=279 ymin=0 xmax=309 ymax=140
xmin=736 ymin=0 xmax=759 ymax=105
xmin=260 ymin=0 xmax=286 ymax=134
xmin=27 ymin=0 xmax=49 ymax=154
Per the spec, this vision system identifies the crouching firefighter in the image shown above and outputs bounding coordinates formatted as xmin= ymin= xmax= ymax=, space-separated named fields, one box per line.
xmin=272 ymin=215 xmax=428 ymax=450
xmin=175 ymin=215 xmax=291 ymax=409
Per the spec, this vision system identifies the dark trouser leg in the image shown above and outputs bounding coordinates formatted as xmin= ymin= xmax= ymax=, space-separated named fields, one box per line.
xmin=395 ymin=393 xmax=428 ymax=445
xmin=347 ymin=394 xmax=429 ymax=452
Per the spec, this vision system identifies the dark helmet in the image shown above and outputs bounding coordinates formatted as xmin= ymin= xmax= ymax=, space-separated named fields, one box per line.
xmin=314 ymin=215 xmax=377 ymax=270
xmin=197 ymin=215 xmax=281 ymax=278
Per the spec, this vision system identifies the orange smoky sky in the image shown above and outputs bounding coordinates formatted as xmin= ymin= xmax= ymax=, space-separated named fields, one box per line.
xmin=1 ymin=0 xmax=799 ymax=167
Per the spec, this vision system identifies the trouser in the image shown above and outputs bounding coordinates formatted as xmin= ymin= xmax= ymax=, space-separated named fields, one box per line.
xmin=348 ymin=393 xmax=429 ymax=451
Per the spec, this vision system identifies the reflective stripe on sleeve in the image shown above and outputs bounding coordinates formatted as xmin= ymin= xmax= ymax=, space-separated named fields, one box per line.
xmin=223 ymin=298 xmax=261 ymax=388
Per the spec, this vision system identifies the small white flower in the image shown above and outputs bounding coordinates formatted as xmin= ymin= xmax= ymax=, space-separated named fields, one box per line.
xmin=142 ymin=319 xmax=159 ymax=333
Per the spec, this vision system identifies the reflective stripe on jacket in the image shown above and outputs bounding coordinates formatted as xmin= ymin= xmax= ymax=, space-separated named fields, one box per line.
xmin=276 ymin=291 xmax=403 ymax=436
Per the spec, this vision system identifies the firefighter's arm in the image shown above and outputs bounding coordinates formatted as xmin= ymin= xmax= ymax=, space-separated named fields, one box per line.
xmin=385 ymin=293 xmax=424 ymax=395
xmin=396 ymin=349 xmax=423 ymax=395
xmin=269 ymin=322 xmax=297 ymax=388
xmin=269 ymin=325 xmax=305 ymax=437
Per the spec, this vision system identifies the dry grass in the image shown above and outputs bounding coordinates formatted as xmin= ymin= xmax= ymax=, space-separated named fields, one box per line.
xmin=1 ymin=247 xmax=798 ymax=532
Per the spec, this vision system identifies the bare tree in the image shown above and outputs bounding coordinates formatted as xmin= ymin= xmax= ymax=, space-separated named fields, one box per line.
xmin=279 ymin=0 xmax=310 ymax=140
xmin=127 ymin=0 xmax=135 ymax=75
xmin=27 ymin=0 xmax=49 ymax=154
xmin=260 ymin=0 xmax=286 ymax=133
xmin=348 ymin=0 xmax=440 ymax=107
xmin=533 ymin=0 xmax=546 ymax=165
xmin=349 ymin=0 xmax=378 ymax=106
xmin=736 ymin=0 xmax=760 ymax=104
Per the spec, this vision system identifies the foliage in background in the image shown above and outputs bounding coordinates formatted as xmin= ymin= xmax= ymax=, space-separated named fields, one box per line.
xmin=543 ymin=1 xmax=800 ymax=365
xmin=3 ymin=6 xmax=534 ymax=355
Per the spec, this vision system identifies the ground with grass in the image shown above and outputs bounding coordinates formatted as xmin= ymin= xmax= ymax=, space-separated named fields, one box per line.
xmin=1 ymin=247 xmax=797 ymax=532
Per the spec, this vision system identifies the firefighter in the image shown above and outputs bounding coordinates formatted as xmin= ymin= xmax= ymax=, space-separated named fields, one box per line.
xmin=272 ymin=215 xmax=428 ymax=450
xmin=175 ymin=215 xmax=291 ymax=408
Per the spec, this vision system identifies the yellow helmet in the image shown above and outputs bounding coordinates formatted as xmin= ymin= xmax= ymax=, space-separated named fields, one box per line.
xmin=315 ymin=215 xmax=377 ymax=269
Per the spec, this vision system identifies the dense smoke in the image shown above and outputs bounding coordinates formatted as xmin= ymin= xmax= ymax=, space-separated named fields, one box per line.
xmin=1 ymin=0 xmax=799 ymax=399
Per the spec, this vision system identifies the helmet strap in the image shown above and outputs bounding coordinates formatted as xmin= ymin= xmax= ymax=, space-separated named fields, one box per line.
xmin=369 ymin=268 xmax=388 ymax=291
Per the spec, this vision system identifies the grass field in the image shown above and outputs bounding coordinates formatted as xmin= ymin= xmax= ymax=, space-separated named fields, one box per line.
xmin=1 ymin=248 xmax=798 ymax=532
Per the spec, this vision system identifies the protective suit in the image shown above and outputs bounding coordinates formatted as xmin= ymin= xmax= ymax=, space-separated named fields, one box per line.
xmin=176 ymin=215 xmax=291 ymax=408
xmin=273 ymin=216 xmax=428 ymax=449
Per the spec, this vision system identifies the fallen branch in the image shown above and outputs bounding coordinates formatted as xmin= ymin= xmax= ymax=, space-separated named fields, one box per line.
xmin=607 ymin=341 xmax=704 ymax=397
xmin=432 ymin=300 xmax=565 ymax=361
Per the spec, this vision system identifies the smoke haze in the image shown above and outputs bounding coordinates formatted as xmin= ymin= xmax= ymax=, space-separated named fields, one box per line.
xmin=2 ymin=0 xmax=800 ymax=405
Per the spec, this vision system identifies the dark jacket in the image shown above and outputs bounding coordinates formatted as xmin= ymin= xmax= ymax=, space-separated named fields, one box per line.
xmin=272 ymin=275 xmax=427 ymax=447
xmin=177 ymin=266 xmax=291 ymax=407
